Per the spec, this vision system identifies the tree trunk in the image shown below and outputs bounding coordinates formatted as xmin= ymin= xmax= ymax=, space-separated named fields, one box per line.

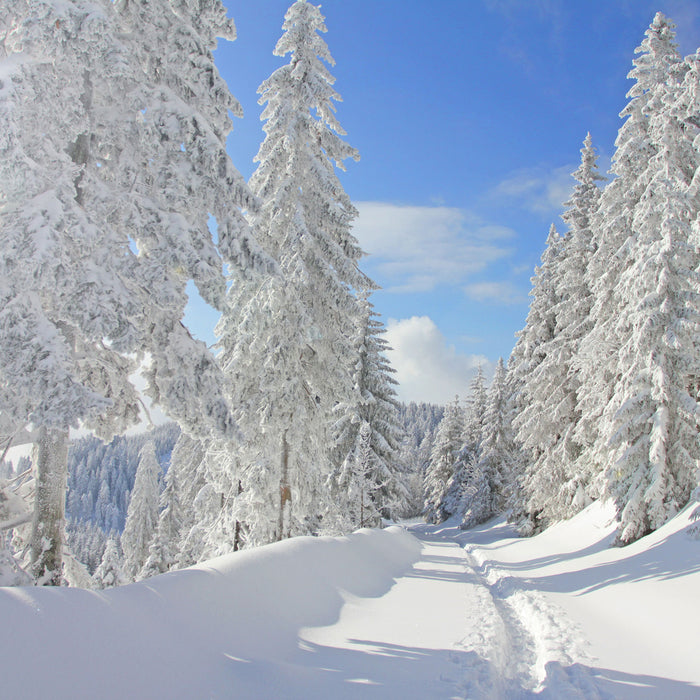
xmin=29 ymin=426 xmax=69 ymax=585
xmin=277 ymin=430 xmax=291 ymax=541
xmin=233 ymin=479 xmax=243 ymax=552
xmin=360 ymin=482 xmax=365 ymax=528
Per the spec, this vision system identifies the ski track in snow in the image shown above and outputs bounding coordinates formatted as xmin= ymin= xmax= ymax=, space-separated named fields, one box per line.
xmin=401 ymin=528 xmax=610 ymax=700
xmin=458 ymin=539 xmax=608 ymax=699
xmin=292 ymin=525 xmax=611 ymax=700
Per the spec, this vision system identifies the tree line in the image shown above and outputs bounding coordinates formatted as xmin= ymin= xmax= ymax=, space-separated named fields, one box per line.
xmin=424 ymin=13 xmax=700 ymax=547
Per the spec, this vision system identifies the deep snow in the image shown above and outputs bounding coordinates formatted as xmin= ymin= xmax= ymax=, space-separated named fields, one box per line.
xmin=0 ymin=505 xmax=698 ymax=699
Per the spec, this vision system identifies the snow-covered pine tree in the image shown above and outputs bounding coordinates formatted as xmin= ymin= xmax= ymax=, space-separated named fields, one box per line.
xmin=121 ymin=442 xmax=161 ymax=579
xmin=209 ymin=0 xmax=369 ymax=546
xmin=93 ymin=537 xmax=127 ymax=589
xmin=158 ymin=430 xmax=208 ymax=566
xmin=508 ymin=224 xmax=565 ymax=534
xmin=0 ymin=0 xmax=254 ymax=583
xmin=442 ymin=366 xmax=488 ymax=521
xmin=330 ymin=294 xmax=408 ymax=530
xmin=332 ymin=421 xmax=384 ymax=529
xmin=423 ymin=397 xmax=464 ymax=524
xmin=512 ymin=135 xmax=605 ymax=527
xmin=576 ymin=14 xmax=687 ymax=513
xmin=138 ymin=459 xmax=183 ymax=579
xmin=478 ymin=357 xmax=518 ymax=516
xmin=599 ymin=16 xmax=700 ymax=544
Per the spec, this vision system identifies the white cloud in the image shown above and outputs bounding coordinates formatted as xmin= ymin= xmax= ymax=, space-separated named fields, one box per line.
xmin=384 ymin=316 xmax=490 ymax=405
xmin=491 ymin=164 xmax=575 ymax=217
xmin=353 ymin=202 xmax=514 ymax=293
xmin=464 ymin=281 xmax=527 ymax=305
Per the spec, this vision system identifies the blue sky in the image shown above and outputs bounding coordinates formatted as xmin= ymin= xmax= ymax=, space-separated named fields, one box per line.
xmin=185 ymin=0 xmax=700 ymax=404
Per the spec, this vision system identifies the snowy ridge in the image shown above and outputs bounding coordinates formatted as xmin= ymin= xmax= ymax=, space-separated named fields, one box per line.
xmin=0 ymin=527 xmax=421 ymax=700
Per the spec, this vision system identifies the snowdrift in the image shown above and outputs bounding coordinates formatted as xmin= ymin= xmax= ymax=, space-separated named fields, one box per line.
xmin=456 ymin=500 xmax=700 ymax=698
xmin=0 ymin=526 xmax=421 ymax=700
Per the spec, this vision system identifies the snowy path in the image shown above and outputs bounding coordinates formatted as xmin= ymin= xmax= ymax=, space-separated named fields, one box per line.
xmin=266 ymin=526 xmax=607 ymax=700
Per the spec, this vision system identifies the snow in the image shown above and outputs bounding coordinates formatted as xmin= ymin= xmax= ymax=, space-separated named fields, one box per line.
xmin=1 ymin=505 xmax=699 ymax=698
xmin=453 ymin=501 xmax=700 ymax=698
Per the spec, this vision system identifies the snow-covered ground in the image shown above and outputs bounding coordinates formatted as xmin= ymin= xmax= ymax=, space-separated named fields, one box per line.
xmin=0 ymin=504 xmax=698 ymax=699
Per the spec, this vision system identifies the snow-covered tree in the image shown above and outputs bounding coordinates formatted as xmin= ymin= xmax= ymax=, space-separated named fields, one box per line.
xmin=330 ymin=294 xmax=408 ymax=529
xmin=463 ymin=366 xmax=488 ymax=459
xmin=456 ymin=456 xmax=492 ymax=530
xmin=331 ymin=421 xmax=384 ymax=529
xmin=601 ymin=22 xmax=700 ymax=544
xmin=513 ymin=136 xmax=605 ymax=527
xmin=121 ymin=442 xmax=161 ymax=579
xmin=93 ymin=538 xmax=127 ymax=589
xmin=478 ymin=357 xmax=518 ymax=515
xmin=576 ymin=14 xmax=686 ymax=506
xmin=508 ymin=224 xmax=565 ymax=533
xmin=209 ymin=0 xmax=368 ymax=546
xmin=138 ymin=459 xmax=183 ymax=579
xmin=442 ymin=367 xmax=488 ymax=520
xmin=0 ymin=0 xmax=254 ymax=583
xmin=423 ymin=397 xmax=464 ymax=524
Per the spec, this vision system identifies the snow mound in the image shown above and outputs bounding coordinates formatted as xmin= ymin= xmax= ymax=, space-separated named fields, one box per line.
xmin=0 ymin=526 xmax=421 ymax=700
xmin=458 ymin=500 xmax=700 ymax=699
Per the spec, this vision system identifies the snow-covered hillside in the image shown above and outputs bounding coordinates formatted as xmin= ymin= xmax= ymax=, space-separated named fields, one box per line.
xmin=0 ymin=506 xmax=698 ymax=699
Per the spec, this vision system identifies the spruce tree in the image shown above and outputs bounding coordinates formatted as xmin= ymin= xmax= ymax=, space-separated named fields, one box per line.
xmin=138 ymin=461 xmax=183 ymax=578
xmin=516 ymin=135 xmax=604 ymax=526
xmin=423 ymin=397 xmax=464 ymax=524
xmin=442 ymin=367 xmax=487 ymax=521
xmin=577 ymin=13 xmax=686 ymax=506
xmin=508 ymin=224 xmax=565 ymax=533
xmin=121 ymin=442 xmax=161 ymax=579
xmin=478 ymin=357 xmax=518 ymax=515
xmin=602 ymin=17 xmax=700 ymax=543
xmin=210 ymin=0 xmax=369 ymax=545
xmin=330 ymin=294 xmax=408 ymax=530
xmin=93 ymin=537 xmax=127 ymax=589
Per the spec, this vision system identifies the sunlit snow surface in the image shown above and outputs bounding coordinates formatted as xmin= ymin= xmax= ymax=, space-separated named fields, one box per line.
xmin=1 ymin=507 xmax=699 ymax=699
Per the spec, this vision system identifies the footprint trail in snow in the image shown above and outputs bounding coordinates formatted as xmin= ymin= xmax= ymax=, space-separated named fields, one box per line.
xmin=295 ymin=525 xmax=610 ymax=699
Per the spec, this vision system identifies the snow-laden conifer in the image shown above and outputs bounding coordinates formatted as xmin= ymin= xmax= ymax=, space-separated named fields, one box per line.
xmin=514 ymin=136 xmax=605 ymax=526
xmin=478 ymin=358 xmax=518 ymax=515
xmin=423 ymin=397 xmax=464 ymax=524
xmin=508 ymin=224 xmax=565 ymax=533
xmin=331 ymin=421 xmax=385 ymax=529
xmin=93 ymin=538 xmax=127 ymax=589
xmin=442 ymin=367 xmax=487 ymax=521
xmin=576 ymin=14 xmax=686 ymax=504
xmin=600 ymin=22 xmax=700 ymax=543
xmin=209 ymin=0 xmax=368 ymax=546
xmin=121 ymin=442 xmax=161 ymax=579
xmin=330 ymin=294 xmax=408 ymax=530
xmin=138 ymin=461 xmax=183 ymax=579
xmin=0 ymin=0 xmax=254 ymax=583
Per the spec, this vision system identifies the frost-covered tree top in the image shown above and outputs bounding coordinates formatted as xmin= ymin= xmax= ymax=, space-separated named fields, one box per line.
xmin=509 ymin=224 xmax=563 ymax=390
xmin=250 ymin=0 xmax=367 ymax=297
